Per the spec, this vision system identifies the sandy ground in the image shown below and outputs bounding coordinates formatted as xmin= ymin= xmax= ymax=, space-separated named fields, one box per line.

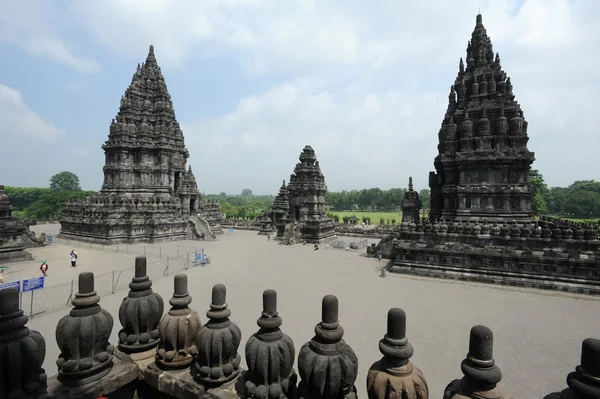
xmin=3 ymin=224 xmax=598 ymax=398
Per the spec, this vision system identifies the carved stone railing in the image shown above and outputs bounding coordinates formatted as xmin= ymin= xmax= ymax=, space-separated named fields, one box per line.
xmin=1 ymin=257 xmax=598 ymax=399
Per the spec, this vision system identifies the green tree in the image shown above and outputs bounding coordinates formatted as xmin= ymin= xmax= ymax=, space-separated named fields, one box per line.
xmin=50 ymin=171 xmax=81 ymax=191
xmin=3 ymin=187 xmax=52 ymax=210
xmin=529 ymin=169 xmax=549 ymax=216
xmin=24 ymin=190 xmax=94 ymax=220
xmin=241 ymin=188 xmax=253 ymax=197
xmin=419 ymin=189 xmax=431 ymax=210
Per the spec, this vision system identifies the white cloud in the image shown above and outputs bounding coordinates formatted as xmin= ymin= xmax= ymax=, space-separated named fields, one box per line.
xmin=1 ymin=0 xmax=599 ymax=192
xmin=0 ymin=0 xmax=100 ymax=74
xmin=0 ymin=84 xmax=63 ymax=141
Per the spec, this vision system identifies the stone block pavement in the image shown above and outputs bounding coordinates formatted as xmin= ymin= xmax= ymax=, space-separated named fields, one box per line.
xmin=3 ymin=225 xmax=598 ymax=398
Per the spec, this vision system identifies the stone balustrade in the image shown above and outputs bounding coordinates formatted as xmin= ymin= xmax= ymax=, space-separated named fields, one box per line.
xmin=1 ymin=256 xmax=598 ymax=399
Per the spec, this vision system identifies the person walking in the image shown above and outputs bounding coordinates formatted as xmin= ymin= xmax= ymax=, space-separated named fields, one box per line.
xmin=69 ymin=249 xmax=78 ymax=267
xmin=0 ymin=268 xmax=4 ymax=284
xmin=40 ymin=260 xmax=48 ymax=276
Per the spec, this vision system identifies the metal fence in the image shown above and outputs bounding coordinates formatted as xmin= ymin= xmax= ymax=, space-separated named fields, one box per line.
xmin=52 ymin=236 xmax=203 ymax=259
xmin=17 ymin=253 xmax=194 ymax=317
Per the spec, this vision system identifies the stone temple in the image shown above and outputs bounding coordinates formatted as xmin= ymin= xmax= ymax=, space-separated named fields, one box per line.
xmin=369 ymin=14 xmax=600 ymax=295
xmin=0 ymin=185 xmax=43 ymax=262
xmin=271 ymin=146 xmax=336 ymax=244
xmin=429 ymin=13 xmax=534 ymax=223
xmin=60 ymin=46 xmax=217 ymax=243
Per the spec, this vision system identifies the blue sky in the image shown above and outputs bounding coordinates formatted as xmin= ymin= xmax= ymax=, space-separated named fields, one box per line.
xmin=0 ymin=0 xmax=598 ymax=195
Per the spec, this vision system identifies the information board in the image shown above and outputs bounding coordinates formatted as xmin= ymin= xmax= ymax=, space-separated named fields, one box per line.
xmin=22 ymin=276 xmax=44 ymax=292
xmin=0 ymin=280 xmax=21 ymax=292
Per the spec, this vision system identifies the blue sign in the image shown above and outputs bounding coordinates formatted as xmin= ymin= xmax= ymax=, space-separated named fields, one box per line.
xmin=229 ymin=228 xmax=234 ymax=233
xmin=46 ymin=235 xmax=53 ymax=242
xmin=0 ymin=280 xmax=21 ymax=292
xmin=195 ymin=253 xmax=201 ymax=262
xmin=22 ymin=276 xmax=44 ymax=292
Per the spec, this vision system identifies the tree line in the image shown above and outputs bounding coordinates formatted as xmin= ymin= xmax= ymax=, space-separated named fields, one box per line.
xmin=5 ymin=170 xmax=599 ymax=221
xmin=5 ymin=171 xmax=95 ymax=220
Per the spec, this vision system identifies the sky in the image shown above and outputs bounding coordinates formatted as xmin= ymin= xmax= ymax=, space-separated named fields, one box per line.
xmin=0 ymin=0 xmax=598 ymax=195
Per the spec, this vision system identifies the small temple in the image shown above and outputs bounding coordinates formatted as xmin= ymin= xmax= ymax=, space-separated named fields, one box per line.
xmin=429 ymin=13 xmax=534 ymax=223
xmin=401 ymin=177 xmax=422 ymax=224
xmin=60 ymin=46 xmax=217 ymax=243
xmin=270 ymin=146 xmax=336 ymax=244
xmin=0 ymin=185 xmax=44 ymax=262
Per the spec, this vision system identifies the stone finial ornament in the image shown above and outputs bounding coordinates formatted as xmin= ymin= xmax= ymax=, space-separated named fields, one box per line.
xmin=0 ymin=288 xmax=47 ymax=398
xmin=297 ymin=295 xmax=358 ymax=399
xmin=366 ymin=308 xmax=428 ymax=399
xmin=443 ymin=325 xmax=511 ymax=399
xmin=192 ymin=284 xmax=242 ymax=385
xmin=544 ymin=338 xmax=600 ymax=399
xmin=245 ymin=289 xmax=297 ymax=399
xmin=156 ymin=274 xmax=201 ymax=369
xmin=117 ymin=256 xmax=164 ymax=354
xmin=55 ymin=272 xmax=115 ymax=386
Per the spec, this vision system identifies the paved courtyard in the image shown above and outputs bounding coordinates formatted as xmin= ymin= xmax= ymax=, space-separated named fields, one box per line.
xmin=4 ymin=224 xmax=599 ymax=398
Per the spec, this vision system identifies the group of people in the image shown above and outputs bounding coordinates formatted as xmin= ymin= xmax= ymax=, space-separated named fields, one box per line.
xmin=38 ymin=249 xmax=78 ymax=276
xmin=0 ymin=249 xmax=77 ymax=285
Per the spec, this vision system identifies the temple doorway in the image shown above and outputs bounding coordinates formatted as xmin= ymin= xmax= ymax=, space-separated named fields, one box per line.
xmin=190 ymin=198 xmax=196 ymax=214
xmin=294 ymin=206 xmax=300 ymax=221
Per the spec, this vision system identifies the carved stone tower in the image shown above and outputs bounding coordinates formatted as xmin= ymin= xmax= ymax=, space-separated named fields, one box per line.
xmin=0 ymin=185 xmax=43 ymax=262
xmin=401 ymin=177 xmax=422 ymax=224
xmin=284 ymin=146 xmax=336 ymax=243
xmin=429 ymin=14 xmax=535 ymax=223
xmin=59 ymin=46 xmax=215 ymax=243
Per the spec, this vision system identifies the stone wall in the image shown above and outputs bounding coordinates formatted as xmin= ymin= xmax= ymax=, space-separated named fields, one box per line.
xmin=1 ymin=257 xmax=598 ymax=399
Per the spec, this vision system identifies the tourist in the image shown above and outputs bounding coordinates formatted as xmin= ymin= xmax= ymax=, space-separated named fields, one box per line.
xmin=314 ymin=243 xmax=319 ymax=250
xmin=40 ymin=260 xmax=48 ymax=276
xmin=0 ymin=267 xmax=4 ymax=284
xmin=69 ymin=249 xmax=78 ymax=267
xmin=378 ymin=254 xmax=382 ymax=262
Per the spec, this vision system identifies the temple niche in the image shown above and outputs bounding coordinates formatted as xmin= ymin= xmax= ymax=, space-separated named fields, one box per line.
xmin=429 ymin=13 xmax=534 ymax=223
xmin=270 ymin=146 xmax=336 ymax=244
xmin=60 ymin=46 xmax=216 ymax=243
xmin=0 ymin=185 xmax=44 ymax=262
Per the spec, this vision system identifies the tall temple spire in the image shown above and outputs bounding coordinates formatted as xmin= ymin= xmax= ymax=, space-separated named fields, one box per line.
xmin=429 ymin=13 xmax=535 ymax=223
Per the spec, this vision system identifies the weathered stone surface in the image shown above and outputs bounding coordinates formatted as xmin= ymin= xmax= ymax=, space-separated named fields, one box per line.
xmin=55 ymin=272 xmax=115 ymax=386
xmin=156 ymin=273 xmax=201 ymax=369
xmin=367 ymin=308 xmax=428 ymax=399
xmin=47 ymin=352 xmax=139 ymax=399
xmin=257 ymin=213 xmax=275 ymax=236
xmin=0 ymin=287 xmax=47 ymax=399
xmin=192 ymin=284 xmax=242 ymax=386
xmin=59 ymin=45 xmax=214 ymax=243
xmin=0 ymin=184 xmax=44 ymax=263
xmin=118 ymin=256 xmax=164 ymax=354
xmin=203 ymin=199 xmax=224 ymax=235
xmin=429 ymin=14 xmax=534 ymax=223
xmin=443 ymin=325 xmax=511 ymax=399
xmin=297 ymin=295 xmax=358 ymax=399
xmin=272 ymin=180 xmax=290 ymax=239
xmin=544 ymin=338 xmax=600 ymax=399
xmin=274 ymin=146 xmax=337 ymax=244
xmin=402 ymin=177 xmax=422 ymax=224
xmin=244 ymin=289 xmax=297 ymax=399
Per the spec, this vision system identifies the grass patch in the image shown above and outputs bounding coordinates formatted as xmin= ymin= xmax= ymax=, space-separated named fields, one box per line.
xmin=328 ymin=211 xmax=403 ymax=224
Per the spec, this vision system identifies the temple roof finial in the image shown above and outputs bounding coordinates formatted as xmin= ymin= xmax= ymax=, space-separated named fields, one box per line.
xmin=477 ymin=13 xmax=483 ymax=25
xmin=409 ymin=176 xmax=414 ymax=191
xmin=149 ymin=44 xmax=155 ymax=55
